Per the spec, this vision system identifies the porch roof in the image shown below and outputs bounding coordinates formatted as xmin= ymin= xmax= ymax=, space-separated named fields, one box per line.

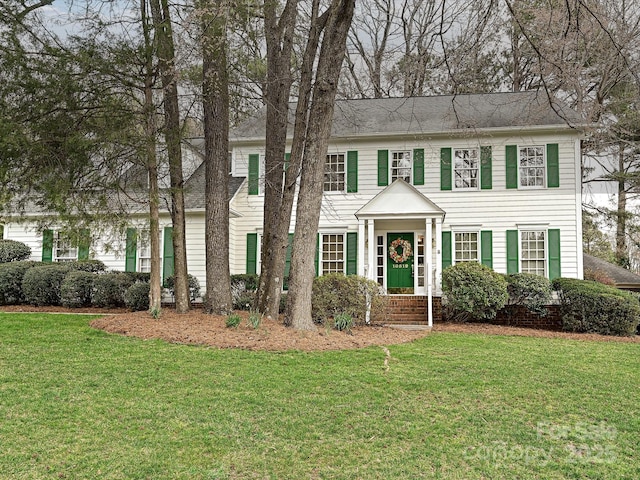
xmin=355 ymin=179 xmax=445 ymax=220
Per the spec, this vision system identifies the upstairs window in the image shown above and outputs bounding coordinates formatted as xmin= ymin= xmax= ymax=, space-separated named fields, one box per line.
xmin=324 ymin=153 xmax=345 ymax=192
xmin=391 ymin=151 xmax=412 ymax=183
xmin=454 ymin=148 xmax=479 ymax=189
xmin=519 ymin=146 xmax=545 ymax=188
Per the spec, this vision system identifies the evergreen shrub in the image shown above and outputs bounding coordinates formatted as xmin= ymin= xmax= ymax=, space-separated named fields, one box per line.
xmin=124 ymin=282 xmax=150 ymax=311
xmin=22 ymin=264 xmax=72 ymax=306
xmin=504 ymin=273 xmax=552 ymax=316
xmin=442 ymin=262 xmax=508 ymax=322
xmin=0 ymin=240 xmax=31 ymax=263
xmin=0 ymin=261 xmax=42 ymax=305
xmin=552 ymin=277 xmax=640 ymax=336
xmin=93 ymin=272 xmax=133 ymax=308
xmin=61 ymin=270 xmax=95 ymax=308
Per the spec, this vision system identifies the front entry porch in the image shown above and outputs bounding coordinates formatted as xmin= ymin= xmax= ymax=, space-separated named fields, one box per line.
xmin=355 ymin=179 xmax=446 ymax=327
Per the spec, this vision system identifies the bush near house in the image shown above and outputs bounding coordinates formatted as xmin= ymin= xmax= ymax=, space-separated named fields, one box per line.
xmin=93 ymin=272 xmax=134 ymax=308
xmin=0 ymin=239 xmax=31 ymax=263
xmin=230 ymin=274 xmax=259 ymax=310
xmin=66 ymin=259 xmax=107 ymax=273
xmin=61 ymin=270 xmax=95 ymax=308
xmin=0 ymin=261 xmax=42 ymax=305
xmin=552 ymin=277 xmax=640 ymax=336
xmin=164 ymin=274 xmax=201 ymax=302
xmin=22 ymin=264 xmax=72 ymax=306
xmin=124 ymin=282 xmax=150 ymax=311
xmin=230 ymin=274 xmax=259 ymax=292
xmin=442 ymin=262 xmax=508 ymax=322
xmin=504 ymin=273 xmax=552 ymax=317
xmin=312 ymin=273 xmax=386 ymax=326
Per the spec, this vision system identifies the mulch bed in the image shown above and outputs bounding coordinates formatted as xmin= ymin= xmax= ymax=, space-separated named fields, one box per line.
xmin=1 ymin=305 xmax=638 ymax=351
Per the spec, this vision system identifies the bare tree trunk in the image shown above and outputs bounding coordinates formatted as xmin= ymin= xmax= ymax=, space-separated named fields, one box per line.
xmin=254 ymin=0 xmax=298 ymax=319
xmin=285 ymin=0 xmax=355 ymax=330
xmin=202 ymin=0 xmax=232 ymax=314
xmin=150 ymin=0 xmax=190 ymax=313
xmin=141 ymin=0 xmax=162 ymax=314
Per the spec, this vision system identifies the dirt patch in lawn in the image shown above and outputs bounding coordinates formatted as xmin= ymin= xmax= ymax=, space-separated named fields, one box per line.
xmin=2 ymin=306 xmax=638 ymax=350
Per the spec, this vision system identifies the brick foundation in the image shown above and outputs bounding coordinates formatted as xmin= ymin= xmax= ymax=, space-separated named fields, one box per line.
xmin=380 ymin=295 xmax=563 ymax=330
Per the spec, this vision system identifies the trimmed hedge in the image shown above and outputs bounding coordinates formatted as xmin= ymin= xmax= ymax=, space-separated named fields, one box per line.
xmin=61 ymin=270 xmax=95 ymax=308
xmin=230 ymin=274 xmax=259 ymax=292
xmin=0 ymin=240 xmax=31 ymax=263
xmin=164 ymin=274 xmax=201 ymax=302
xmin=124 ymin=282 xmax=150 ymax=311
xmin=66 ymin=259 xmax=107 ymax=273
xmin=442 ymin=262 xmax=508 ymax=322
xmin=0 ymin=261 xmax=42 ymax=305
xmin=552 ymin=277 xmax=640 ymax=336
xmin=505 ymin=273 xmax=552 ymax=316
xmin=93 ymin=272 xmax=133 ymax=308
xmin=22 ymin=264 xmax=72 ymax=306
xmin=312 ymin=273 xmax=386 ymax=325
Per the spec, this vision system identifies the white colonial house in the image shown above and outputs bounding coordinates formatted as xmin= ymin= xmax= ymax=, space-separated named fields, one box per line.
xmin=1 ymin=92 xmax=584 ymax=324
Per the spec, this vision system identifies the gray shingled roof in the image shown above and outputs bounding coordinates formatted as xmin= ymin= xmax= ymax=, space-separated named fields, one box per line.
xmin=583 ymin=253 xmax=640 ymax=290
xmin=230 ymin=91 xmax=582 ymax=141
xmin=183 ymin=161 xmax=245 ymax=210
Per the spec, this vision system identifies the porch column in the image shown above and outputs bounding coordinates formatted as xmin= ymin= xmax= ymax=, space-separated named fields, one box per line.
xmin=367 ymin=219 xmax=375 ymax=281
xmin=426 ymin=218 xmax=433 ymax=327
xmin=358 ymin=219 xmax=365 ymax=277
xmin=435 ymin=217 xmax=442 ymax=294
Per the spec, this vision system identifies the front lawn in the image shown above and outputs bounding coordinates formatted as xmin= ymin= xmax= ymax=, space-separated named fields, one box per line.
xmin=0 ymin=313 xmax=638 ymax=479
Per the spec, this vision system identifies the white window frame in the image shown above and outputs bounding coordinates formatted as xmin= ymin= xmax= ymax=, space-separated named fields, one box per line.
xmin=519 ymin=229 xmax=547 ymax=277
xmin=390 ymin=150 xmax=412 ymax=183
xmin=324 ymin=153 xmax=346 ymax=192
xmin=518 ymin=145 xmax=546 ymax=189
xmin=53 ymin=232 xmax=78 ymax=262
xmin=453 ymin=230 xmax=480 ymax=264
xmin=137 ymin=231 xmax=151 ymax=273
xmin=453 ymin=148 xmax=479 ymax=190
xmin=320 ymin=232 xmax=345 ymax=275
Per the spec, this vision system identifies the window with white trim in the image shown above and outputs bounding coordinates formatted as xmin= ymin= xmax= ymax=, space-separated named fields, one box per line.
xmin=454 ymin=231 xmax=479 ymax=263
xmin=54 ymin=232 xmax=78 ymax=262
xmin=376 ymin=235 xmax=384 ymax=285
xmin=324 ymin=153 xmax=345 ymax=192
xmin=321 ymin=233 xmax=345 ymax=275
xmin=521 ymin=230 xmax=546 ymax=276
xmin=138 ymin=233 xmax=151 ymax=273
xmin=454 ymin=148 xmax=479 ymax=189
xmin=391 ymin=151 xmax=411 ymax=183
xmin=519 ymin=146 xmax=545 ymax=188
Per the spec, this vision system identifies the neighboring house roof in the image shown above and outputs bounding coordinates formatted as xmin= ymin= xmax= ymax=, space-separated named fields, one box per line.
xmin=230 ymin=91 xmax=583 ymax=142
xmin=583 ymin=253 xmax=640 ymax=291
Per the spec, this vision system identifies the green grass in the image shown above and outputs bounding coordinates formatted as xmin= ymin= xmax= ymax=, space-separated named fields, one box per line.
xmin=1 ymin=313 xmax=639 ymax=479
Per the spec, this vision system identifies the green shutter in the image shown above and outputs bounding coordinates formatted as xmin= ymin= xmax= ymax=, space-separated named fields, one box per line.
xmin=284 ymin=152 xmax=290 ymax=172
xmin=283 ymin=233 xmax=293 ymax=290
xmin=78 ymin=228 xmax=90 ymax=260
xmin=125 ymin=228 xmax=137 ymax=272
xmin=162 ymin=227 xmax=174 ymax=284
xmin=480 ymin=230 xmax=493 ymax=268
xmin=442 ymin=231 xmax=452 ymax=269
xmin=347 ymin=151 xmax=358 ymax=192
xmin=42 ymin=229 xmax=53 ymax=263
xmin=377 ymin=150 xmax=388 ymax=186
xmin=413 ymin=148 xmax=424 ymax=186
xmin=246 ymin=233 xmax=258 ymax=275
xmin=506 ymin=230 xmax=519 ymax=274
xmin=548 ymin=229 xmax=561 ymax=280
xmin=248 ymin=154 xmax=259 ymax=195
xmin=440 ymin=148 xmax=452 ymax=191
xmin=547 ymin=143 xmax=559 ymax=188
xmin=506 ymin=145 xmax=518 ymax=189
xmin=346 ymin=232 xmax=357 ymax=275
xmin=0 ymin=224 xmax=4 ymax=239
xmin=315 ymin=233 xmax=320 ymax=276
xmin=480 ymin=146 xmax=492 ymax=190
